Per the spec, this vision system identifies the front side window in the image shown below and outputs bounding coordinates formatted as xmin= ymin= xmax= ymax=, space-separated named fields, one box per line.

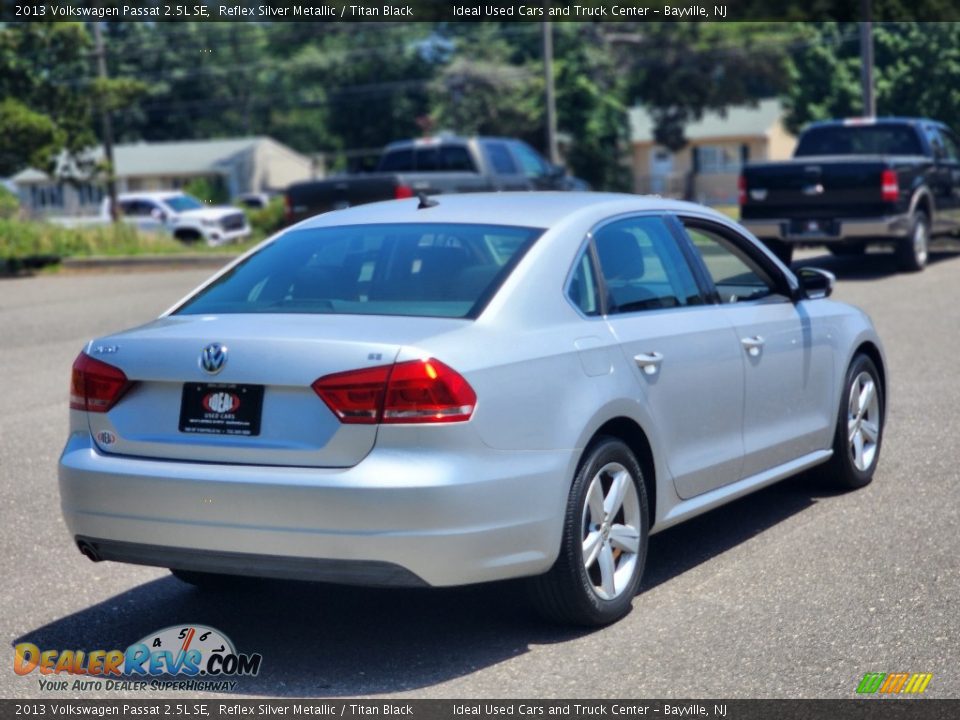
xmin=510 ymin=142 xmax=549 ymax=178
xmin=485 ymin=142 xmax=519 ymax=175
xmin=593 ymin=216 xmax=702 ymax=314
xmin=683 ymin=223 xmax=780 ymax=303
xmin=175 ymin=223 xmax=543 ymax=319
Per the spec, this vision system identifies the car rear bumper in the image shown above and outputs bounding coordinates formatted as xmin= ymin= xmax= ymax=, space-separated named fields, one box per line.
xmin=58 ymin=432 xmax=571 ymax=587
xmin=741 ymin=214 xmax=911 ymax=243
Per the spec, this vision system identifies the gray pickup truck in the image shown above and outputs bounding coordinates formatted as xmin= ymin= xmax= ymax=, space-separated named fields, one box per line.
xmin=740 ymin=117 xmax=960 ymax=272
xmin=284 ymin=135 xmax=586 ymax=224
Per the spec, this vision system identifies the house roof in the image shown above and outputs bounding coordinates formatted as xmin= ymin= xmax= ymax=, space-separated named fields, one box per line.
xmin=630 ymin=99 xmax=785 ymax=144
xmin=12 ymin=137 xmax=294 ymax=183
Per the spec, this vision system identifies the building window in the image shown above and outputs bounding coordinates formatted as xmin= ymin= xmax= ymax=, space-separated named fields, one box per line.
xmin=30 ymin=184 xmax=64 ymax=209
xmin=77 ymin=184 xmax=104 ymax=206
xmin=695 ymin=145 xmax=742 ymax=175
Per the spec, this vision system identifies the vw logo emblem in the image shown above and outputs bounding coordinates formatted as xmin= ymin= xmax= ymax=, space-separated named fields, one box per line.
xmin=200 ymin=343 xmax=227 ymax=375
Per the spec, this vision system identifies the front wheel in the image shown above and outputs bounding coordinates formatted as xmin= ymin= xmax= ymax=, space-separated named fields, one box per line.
xmin=816 ymin=354 xmax=884 ymax=490
xmin=529 ymin=437 xmax=649 ymax=626
xmin=895 ymin=211 xmax=929 ymax=272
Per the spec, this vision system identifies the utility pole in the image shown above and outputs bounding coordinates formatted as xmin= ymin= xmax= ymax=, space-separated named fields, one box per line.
xmin=542 ymin=19 xmax=560 ymax=165
xmin=860 ymin=0 xmax=876 ymax=117
xmin=93 ymin=22 xmax=119 ymax=222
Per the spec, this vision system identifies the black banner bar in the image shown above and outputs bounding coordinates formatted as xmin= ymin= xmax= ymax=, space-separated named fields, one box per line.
xmin=3 ymin=0 xmax=960 ymax=23
xmin=2 ymin=700 xmax=960 ymax=720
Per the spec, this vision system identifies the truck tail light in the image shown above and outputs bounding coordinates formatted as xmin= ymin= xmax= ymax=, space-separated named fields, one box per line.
xmin=70 ymin=353 xmax=131 ymax=413
xmin=738 ymin=174 xmax=746 ymax=206
xmin=881 ymin=170 xmax=899 ymax=202
xmin=283 ymin=193 xmax=293 ymax=221
xmin=394 ymin=185 xmax=415 ymax=200
xmin=312 ymin=358 xmax=476 ymax=425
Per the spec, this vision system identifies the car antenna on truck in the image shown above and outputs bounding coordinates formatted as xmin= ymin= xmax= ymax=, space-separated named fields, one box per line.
xmin=417 ymin=192 xmax=439 ymax=209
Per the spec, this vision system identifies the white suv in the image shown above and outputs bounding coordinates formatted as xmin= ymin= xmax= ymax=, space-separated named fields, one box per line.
xmin=103 ymin=192 xmax=251 ymax=247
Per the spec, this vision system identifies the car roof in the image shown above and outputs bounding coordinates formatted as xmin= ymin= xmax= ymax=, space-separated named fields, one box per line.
xmin=294 ymin=192 xmax=728 ymax=231
xmin=806 ymin=117 xmax=940 ymax=128
xmin=116 ymin=191 xmax=187 ymax=200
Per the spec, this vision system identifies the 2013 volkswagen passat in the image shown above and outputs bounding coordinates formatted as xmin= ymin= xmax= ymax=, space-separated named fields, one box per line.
xmin=60 ymin=193 xmax=886 ymax=626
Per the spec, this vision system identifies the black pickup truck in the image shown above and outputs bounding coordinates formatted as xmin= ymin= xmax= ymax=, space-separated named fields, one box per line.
xmin=285 ymin=135 xmax=586 ymax=224
xmin=739 ymin=117 xmax=960 ymax=271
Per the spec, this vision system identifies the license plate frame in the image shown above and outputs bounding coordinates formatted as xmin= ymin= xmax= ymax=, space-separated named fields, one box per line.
xmin=179 ymin=383 xmax=264 ymax=436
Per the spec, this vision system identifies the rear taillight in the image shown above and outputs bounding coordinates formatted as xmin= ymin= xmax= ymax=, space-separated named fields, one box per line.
xmin=70 ymin=353 xmax=130 ymax=413
xmin=283 ymin=193 xmax=293 ymax=221
xmin=312 ymin=358 xmax=476 ymax=425
xmin=881 ymin=169 xmax=899 ymax=202
xmin=738 ymin=174 xmax=746 ymax=206
xmin=394 ymin=185 xmax=415 ymax=199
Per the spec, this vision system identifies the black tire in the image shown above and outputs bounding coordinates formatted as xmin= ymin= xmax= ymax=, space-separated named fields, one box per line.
xmin=170 ymin=568 xmax=250 ymax=590
xmin=763 ymin=239 xmax=794 ymax=266
xmin=529 ymin=437 xmax=649 ymax=626
xmin=816 ymin=354 xmax=884 ymax=490
xmin=895 ymin=211 xmax=929 ymax=272
xmin=174 ymin=229 xmax=203 ymax=244
xmin=828 ymin=243 xmax=866 ymax=256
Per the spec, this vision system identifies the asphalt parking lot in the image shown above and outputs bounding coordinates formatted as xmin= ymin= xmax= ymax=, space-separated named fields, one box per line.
xmin=2 ymin=246 xmax=958 ymax=700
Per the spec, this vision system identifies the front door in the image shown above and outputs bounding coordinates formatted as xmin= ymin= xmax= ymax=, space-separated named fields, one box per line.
xmin=594 ymin=215 xmax=746 ymax=499
xmin=680 ymin=219 xmax=836 ymax=478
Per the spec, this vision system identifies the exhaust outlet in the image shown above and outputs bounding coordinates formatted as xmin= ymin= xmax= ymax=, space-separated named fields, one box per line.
xmin=77 ymin=540 xmax=101 ymax=562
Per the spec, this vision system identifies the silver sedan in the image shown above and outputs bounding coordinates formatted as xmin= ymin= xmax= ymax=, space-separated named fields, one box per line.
xmin=60 ymin=193 xmax=886 ymax=626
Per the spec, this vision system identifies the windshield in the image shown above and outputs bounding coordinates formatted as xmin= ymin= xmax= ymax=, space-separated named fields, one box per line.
xmin=162 ymin=194 xmax=205 ymax=212
xmin=795 ymin=125 xmax=924 ymax=157
xmin=175 ymin=223 xmax=543 ymax=318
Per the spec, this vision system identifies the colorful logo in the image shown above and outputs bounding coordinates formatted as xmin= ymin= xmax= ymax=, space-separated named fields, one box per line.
xmin=203 ymin=391 xmax=240 ymax=414
xmin=14 ymin=625 xmax=261 ymax=679
xmin=856 ymin=672 xmax=933 ymax=694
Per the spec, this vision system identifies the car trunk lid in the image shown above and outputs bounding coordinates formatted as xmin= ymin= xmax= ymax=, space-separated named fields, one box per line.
xmin=83 ymin=313 xmax=466 ymax=467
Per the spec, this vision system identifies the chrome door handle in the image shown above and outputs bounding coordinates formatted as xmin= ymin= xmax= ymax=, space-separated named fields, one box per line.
xmin=741 ymin=336 xmax=765 ymax=357
xmin=634 ymin=351 xmax=664 ymax=375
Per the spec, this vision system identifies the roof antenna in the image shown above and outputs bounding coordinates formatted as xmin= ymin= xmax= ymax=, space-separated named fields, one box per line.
xmin=417 ymin=192 xmax=439 ymax=209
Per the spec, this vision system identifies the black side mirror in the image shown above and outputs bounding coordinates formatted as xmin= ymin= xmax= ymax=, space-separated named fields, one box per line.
xmin=797 ymin=267 xmax=835 ymax=300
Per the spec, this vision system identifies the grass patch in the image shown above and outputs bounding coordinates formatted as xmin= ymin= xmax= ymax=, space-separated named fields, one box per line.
xmin=0 ymin=218 xmax=262 ymax=270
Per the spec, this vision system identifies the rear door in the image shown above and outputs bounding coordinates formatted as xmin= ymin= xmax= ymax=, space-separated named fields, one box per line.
xmin=594 ymin=215 xmax=746 ymax=499
xmin=678 ymin=217 xmax=836 ymax=478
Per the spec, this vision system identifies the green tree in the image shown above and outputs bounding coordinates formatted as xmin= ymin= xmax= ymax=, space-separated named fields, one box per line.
xmin=785 ymin=23 xmax=960 ymax=131
xmin=0 ymin=23 xmax=95 ymax=174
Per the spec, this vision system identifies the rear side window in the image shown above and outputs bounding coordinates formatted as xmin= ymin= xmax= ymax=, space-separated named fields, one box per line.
xmin=175 ymin=223 xmax=542 ymax=319
xmin=377 ymin=145 xmax=477 ymax=173
xmin=795 ymin=125 xmax=923 ymax=156
xmin=593 ymin=217 xmax=702 ymax=314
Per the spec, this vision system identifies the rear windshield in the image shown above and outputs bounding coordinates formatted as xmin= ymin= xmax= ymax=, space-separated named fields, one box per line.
xmin=378 ymin=145 xmax=478 ymax=173
xmin=175 ymin=223 xmax=542 ymax=319
xmin=795 ymin=125 xmax=924 ymax=157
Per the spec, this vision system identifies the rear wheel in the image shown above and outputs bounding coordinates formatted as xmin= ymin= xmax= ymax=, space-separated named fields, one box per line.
xmin=816 ymin=354 xmax=884 ymax=490
xmin=763 ymin=239 xmax=794 ymax=266
xmin=529 ymin=437 xmax=649 ymax=626
xmin=895 ymin=211 xmax=929 ymax=272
